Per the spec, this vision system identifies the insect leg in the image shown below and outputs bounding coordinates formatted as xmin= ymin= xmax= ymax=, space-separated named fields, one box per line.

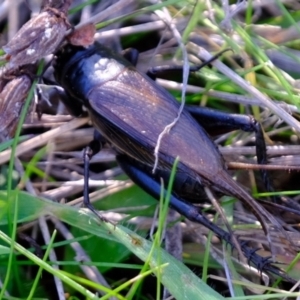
xmin=116 ymin=154 xmax=294 ymax=282
xmin=121 ymin=48 xmax=139 ymax=66
xmin=83 ymin=130 xmax=107 ymax=220
xmin=146 ymin=49 xmax=230 ymax=80
xmin=187 ymin=106 xmax=275 ymax=201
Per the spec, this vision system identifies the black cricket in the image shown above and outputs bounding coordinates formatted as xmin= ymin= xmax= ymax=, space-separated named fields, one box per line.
xmin=53 ymin=42 xmax=292 ymax=281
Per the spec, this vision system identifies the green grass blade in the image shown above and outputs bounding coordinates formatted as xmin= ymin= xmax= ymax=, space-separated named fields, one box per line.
xmin=0 ymin=191 xmax=225 ymax=300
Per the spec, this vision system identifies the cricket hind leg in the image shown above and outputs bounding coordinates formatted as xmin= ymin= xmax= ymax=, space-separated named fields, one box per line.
xmin=188 ymin=105 xmax=300 ymax=213
xmin=186 ymin=105 xmax=276 ymax=202
xmin=116 ymin=154 xmax=295 ymax=282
